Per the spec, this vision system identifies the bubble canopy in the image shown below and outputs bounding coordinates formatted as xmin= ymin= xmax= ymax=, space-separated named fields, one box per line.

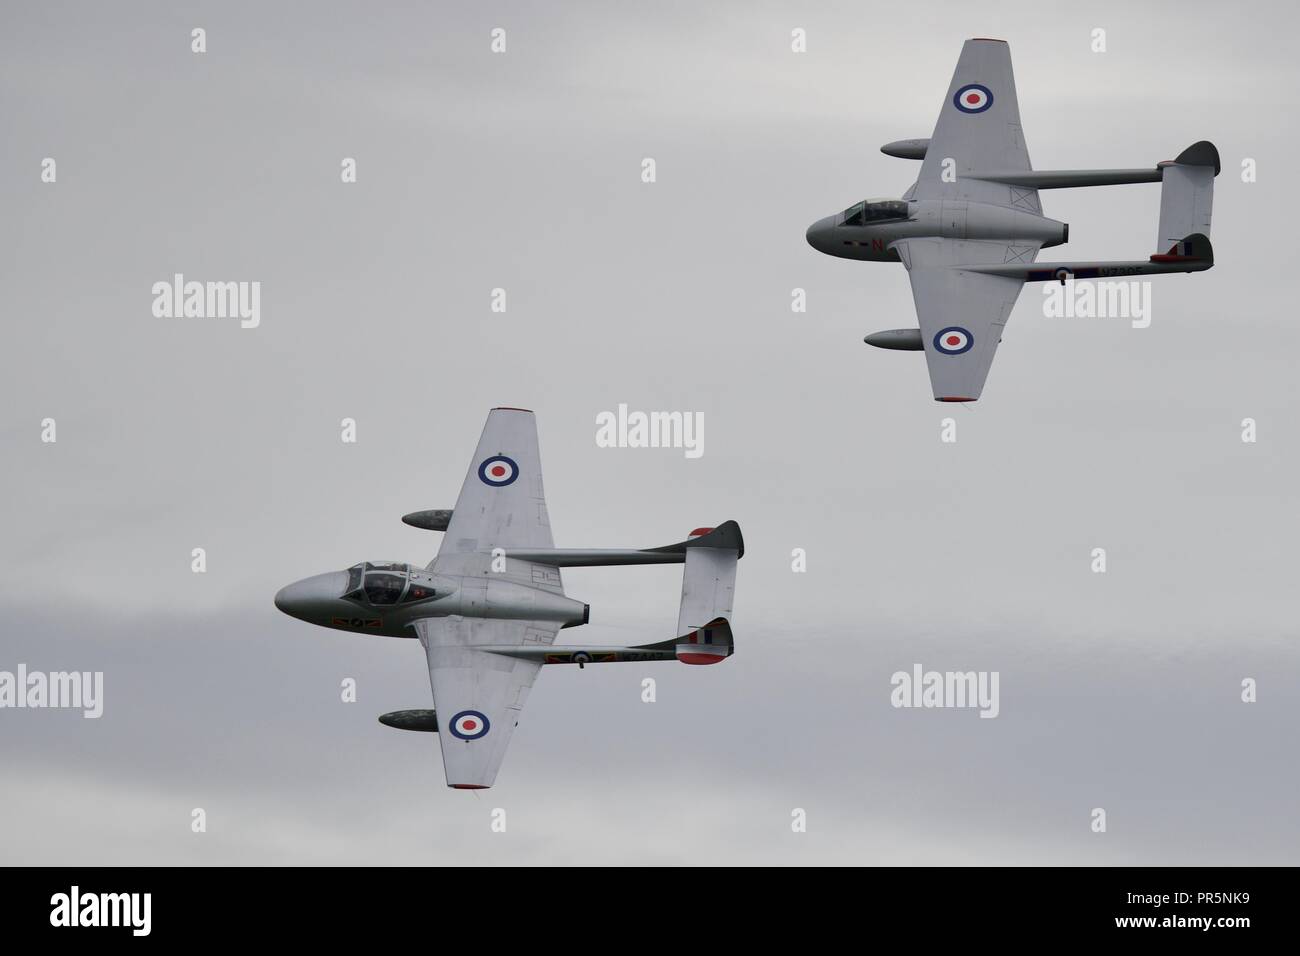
xmin=342 ymin=563 xmax=436 ymax=606
xmin=842 ymin=199 xmax=910 ymax=226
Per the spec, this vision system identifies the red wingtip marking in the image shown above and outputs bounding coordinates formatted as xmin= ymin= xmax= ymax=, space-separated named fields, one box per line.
xmin=689 ymin=527 xmax=715 ymax=537
xmin=450 ymin=784 xmax=490 ymax=790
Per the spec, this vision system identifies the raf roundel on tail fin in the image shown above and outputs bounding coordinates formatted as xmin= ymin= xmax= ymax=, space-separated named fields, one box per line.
xmin=1151 ymin=233 xmax=1213 ymax=264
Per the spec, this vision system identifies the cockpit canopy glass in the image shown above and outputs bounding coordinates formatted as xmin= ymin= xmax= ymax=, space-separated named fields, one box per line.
xmin=363 ymin=572 xmax=406 ymax=606
xmin=344 ymin=562 xmax=422 ymax=606
xmin=842 ymin=199 xmax=909 ymax=226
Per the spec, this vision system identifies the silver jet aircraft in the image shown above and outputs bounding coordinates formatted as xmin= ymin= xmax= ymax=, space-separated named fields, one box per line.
xmin=275 ymin=408 xmax=742 ymax=789
xmin=806 ymin=38 xmax=1219 ymax=402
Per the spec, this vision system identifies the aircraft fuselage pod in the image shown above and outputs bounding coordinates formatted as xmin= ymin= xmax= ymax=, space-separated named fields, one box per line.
xmin=274 ymin=562 xmax=590 ymax=638
xmin=806 ymin=198 xmax=1067 ymax=263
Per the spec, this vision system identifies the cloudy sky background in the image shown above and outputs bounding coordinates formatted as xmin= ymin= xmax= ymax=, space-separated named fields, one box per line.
xmin=3 ymin=0 xmax=1297 ymax=864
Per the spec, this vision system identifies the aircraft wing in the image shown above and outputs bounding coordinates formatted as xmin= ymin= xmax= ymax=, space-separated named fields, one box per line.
xmin=415 ymin=616 xmax=561 ymax=789
xmin=438 ymin=408 xmax=554 ymax=557
xmin=913 ymin=39 xmax=1039 ymax=212
xmin=894 ymin=238 xmax=1037 ymax=402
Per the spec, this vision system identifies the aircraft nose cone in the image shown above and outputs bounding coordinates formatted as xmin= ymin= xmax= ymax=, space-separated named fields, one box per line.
xmin=273 ymin=584 xmax=293 ymax=614
xmin=274 ymin=571 xmax=349 ymax=618
xmin=805 ymin=215 xmax=836 ymax=254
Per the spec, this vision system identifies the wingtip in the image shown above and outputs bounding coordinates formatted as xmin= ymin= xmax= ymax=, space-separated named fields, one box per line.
xmin=491 ymin=406 xmax=534 ymax=413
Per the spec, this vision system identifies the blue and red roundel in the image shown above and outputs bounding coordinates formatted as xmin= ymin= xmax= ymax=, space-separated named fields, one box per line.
xmin=478 ymin=455 xmax=519 ymax=487
xmin=933 ymin=326 xmax=974 ymax=355
xmin=450 ymin=710 xmax=491 ymax=740
xmin=953 ymin=84 xmax=993 ymax=113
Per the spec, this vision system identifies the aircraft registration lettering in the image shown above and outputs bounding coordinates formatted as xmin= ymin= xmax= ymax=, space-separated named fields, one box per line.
xmin=331 ymin=617 xmax=382 ymax=628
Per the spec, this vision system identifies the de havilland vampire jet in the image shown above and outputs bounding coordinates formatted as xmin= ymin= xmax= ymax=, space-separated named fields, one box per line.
xmin=274 ymin=408 xmax=743 ymax=789
xmin=806 ymin=38 xmax=1219 ymax=402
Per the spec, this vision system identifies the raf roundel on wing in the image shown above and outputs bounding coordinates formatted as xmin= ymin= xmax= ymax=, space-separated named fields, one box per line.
xmin=933 ymin=326 xmax=974 ymax=355
xmin=953 ymin=84 xmax=993 ymax=113
xmin=450 ymin=710 xmax=491 ymax=740
xmin=478 ymin=455 xmax=519 ymax=487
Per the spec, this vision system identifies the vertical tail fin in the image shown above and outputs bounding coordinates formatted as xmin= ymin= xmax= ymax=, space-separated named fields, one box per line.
xmin=1156 ymin=141 xmax=1218 ymax=252
xmin=673 ymin=522 xmax=742 ymax=664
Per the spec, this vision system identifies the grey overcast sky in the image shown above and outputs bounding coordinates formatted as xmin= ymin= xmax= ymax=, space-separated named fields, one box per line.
xmin=2 ymin=0 xmax=1297 ymax=864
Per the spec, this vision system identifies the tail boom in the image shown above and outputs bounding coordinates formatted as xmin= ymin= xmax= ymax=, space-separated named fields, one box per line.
xmin=965 ymin=233 xmax=1213 ymax=282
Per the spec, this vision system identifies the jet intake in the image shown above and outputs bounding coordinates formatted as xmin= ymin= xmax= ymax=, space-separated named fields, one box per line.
xmin=865 ymin=329 xmax=923 ymax=351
